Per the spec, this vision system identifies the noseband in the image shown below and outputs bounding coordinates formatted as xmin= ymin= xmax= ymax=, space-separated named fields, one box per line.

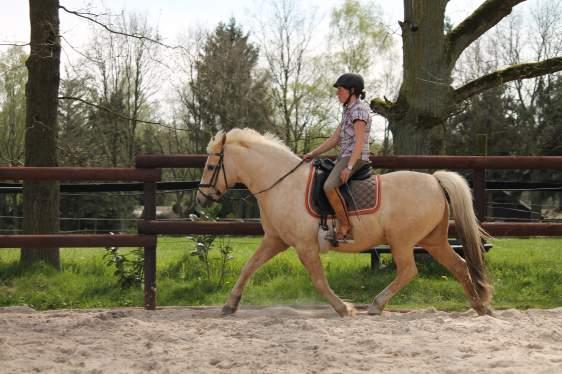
xmin=197 ymin=149 xmax=228 ymax=203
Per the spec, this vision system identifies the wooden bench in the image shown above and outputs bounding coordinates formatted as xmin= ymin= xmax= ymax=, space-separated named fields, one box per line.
xmin=363 ymin=239 xmax=493 ymax=271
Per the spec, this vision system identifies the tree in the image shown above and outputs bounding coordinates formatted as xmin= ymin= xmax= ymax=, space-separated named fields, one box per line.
xmin=0 ymin=46 xmax=27 ymax=166
xmin=446 ymin=0 xmax=562 ymax=157
xmin=443 ymin=2 xmax=562 ymax=220
xmin=255 ymin=0 xmax=328 ymax=153
xmin=175 ymin=27 xmax=209 ymax=154
xmin=536 ymin=75 xmax=562 ymax=157
xmin=57 ymin=69 xmax=93 ymax=166
xmin=446 ymin=86 xmax=519 ymax=156
xmin=329 ymin=0 xmax=390 ymax=74
xmin=21 ymin=0 xmax=61 ymax=269
xmin=370 ymin=0 xmax=562 ymax=154
xmin=0 ymin=47 xmax=27 ymax=233
xmin=190 ymin=19 xmax=273 ymax=141
xmin=81 ymin=12 xmax=161 ymax=167
xmin=327 ymin=0 xmax=395 ymax=154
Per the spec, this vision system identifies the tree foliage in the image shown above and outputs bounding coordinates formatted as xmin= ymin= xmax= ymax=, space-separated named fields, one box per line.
xmin=329 ymin=0 xmax=390 ymax=74
xmin=254 ymin=0 xmax=330 ymax=153
xmin=0 ymin=46 xmax=27 ymax=166
xmin=190 ymin=19 xmax=273 ymax=142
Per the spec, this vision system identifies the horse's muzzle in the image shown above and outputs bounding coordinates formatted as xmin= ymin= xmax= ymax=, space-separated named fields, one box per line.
xmin=197 ymin=188 xmax=223 ymax=207
xmin=196 ymin=192 xmax=212 ymax=208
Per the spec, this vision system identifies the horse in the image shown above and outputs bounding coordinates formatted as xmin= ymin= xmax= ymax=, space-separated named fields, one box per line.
xmin=196 ymin=128 xmax=493 ymax=317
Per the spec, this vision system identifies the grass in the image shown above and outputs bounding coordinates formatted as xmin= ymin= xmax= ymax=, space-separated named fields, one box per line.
xmin=0 ymin=237 xmax=560 ymax=311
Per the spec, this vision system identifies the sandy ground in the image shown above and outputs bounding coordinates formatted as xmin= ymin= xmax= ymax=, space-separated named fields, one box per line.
xmin=1 ymin=305 xmax=561 ymax=374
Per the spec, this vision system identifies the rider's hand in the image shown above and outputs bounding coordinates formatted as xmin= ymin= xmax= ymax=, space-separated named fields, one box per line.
xmin=303 ymin=152 xmax=315 ymax=162
xmin=340 ymin=168 xmax=352 ymax=183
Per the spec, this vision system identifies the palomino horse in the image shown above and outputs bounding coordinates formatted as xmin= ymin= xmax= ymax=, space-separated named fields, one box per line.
xmin=196 ymin=128 xmax=493 ymax=317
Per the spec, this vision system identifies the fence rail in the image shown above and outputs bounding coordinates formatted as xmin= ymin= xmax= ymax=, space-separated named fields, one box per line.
xmin=0 ymin=234 xmax=156 ymax=248
xmin=137 ymin=220 xmax=562 ymax=237
xmin=1 ymin=155 xmax=562 ymax=310
xmin=2 ymin=180 xmax=562 ymax=194
xmin=0 ymin=167 xmax=161 ymax=181
xmin=136 ymin=154 xmax=562 ymax=169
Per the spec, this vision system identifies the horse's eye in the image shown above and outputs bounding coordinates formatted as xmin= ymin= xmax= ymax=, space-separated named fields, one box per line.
xmin=207 ymin=165 xmax=215 ymax=171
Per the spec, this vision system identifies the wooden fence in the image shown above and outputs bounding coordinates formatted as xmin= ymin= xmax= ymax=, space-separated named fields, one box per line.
xmin=1 ymin=155 xmax=561 ymax=309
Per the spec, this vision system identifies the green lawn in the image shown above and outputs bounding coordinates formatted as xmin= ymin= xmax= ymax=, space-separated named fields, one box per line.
xmin=0 ymin=237 xmax=560 ymax=311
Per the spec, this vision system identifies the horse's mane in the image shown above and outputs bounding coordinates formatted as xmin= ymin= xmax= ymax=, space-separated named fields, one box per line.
xmin=207 ymin=128 xmax=293 ymax=155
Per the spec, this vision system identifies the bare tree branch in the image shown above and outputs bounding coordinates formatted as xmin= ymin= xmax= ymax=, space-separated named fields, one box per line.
xmin=453 ymin=56 xmax=562 ymax=103
xmin=59 ymin=35 xmax=103 ymax=64
xmin=446 ymin=0 xmax=526 ymax=66
xmin=58 ymin=5 xmax=186 ymax=52
xmin=0 ymin=42 xmax=30 ymax=47
xmin=58 ymin=96 xmax=189 ymax=131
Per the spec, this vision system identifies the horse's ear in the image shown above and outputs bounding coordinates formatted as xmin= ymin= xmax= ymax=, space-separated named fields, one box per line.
xmin=221 ymin=133 xmax=227 ymax=146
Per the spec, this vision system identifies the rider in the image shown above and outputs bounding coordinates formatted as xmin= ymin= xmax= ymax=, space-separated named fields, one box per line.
xmin=303 ymin=73 xmax=372 ymax=243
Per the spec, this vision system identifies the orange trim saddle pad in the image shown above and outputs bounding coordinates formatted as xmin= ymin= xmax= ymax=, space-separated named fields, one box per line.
xmin=305 ymin=165 xmax=381 ymax=218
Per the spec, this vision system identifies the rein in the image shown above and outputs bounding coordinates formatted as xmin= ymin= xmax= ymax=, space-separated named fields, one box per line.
xmin=253 ymin=159 xmax=306 ymax=196
xmin=198 ymin=137 xmax=306 ymax=201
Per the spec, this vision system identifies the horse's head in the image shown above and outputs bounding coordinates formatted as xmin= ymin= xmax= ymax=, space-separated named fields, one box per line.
xmin=196 ymin=131 xmax=237 ymax=207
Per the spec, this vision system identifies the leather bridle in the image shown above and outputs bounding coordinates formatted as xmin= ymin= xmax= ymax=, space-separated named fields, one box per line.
xmin=197 ymin=134 xmax=305 ymax=203
xmin=197 ymin=149 xmax=229 ymax=203
xmin=197 ymin=136 xmax=229 ymax=203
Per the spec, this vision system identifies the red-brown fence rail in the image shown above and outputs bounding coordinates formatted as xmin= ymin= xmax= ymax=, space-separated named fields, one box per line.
xmin=1 ymin=155 xmax=562 ymax=310
xmin=136 ymin=154 xmax=562 ymax=221
xmin=136 ymin=220 xmax=562 ymax=237
xmin=0 ymin=167 xmax=161 ymax=181
xmin=0 ymin=234 xmax=155 ymax=247
xmin=0 ymin=167 xmax=161 ymax=310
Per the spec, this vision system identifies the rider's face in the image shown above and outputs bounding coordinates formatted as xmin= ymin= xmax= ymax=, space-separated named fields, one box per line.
xmin=336 ymin=86 xmax=350 ymax=104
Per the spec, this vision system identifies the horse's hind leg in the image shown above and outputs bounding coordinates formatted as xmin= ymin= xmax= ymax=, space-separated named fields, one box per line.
xmin=296 ymin=247 xmax=356 ymax=317
xmin=420 ymin=238 xmax=491 ymax=315
xmin=222 ymin=235 xmax=288 ymax=315
xmin=368 ymin=246 xmax=417 ymax=315
xmin=418 ymin=208 xmax=491 ymax=315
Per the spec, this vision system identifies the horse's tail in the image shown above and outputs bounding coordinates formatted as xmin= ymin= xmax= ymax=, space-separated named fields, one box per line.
xmin=433 ymin=170 xmax=493 ymax=305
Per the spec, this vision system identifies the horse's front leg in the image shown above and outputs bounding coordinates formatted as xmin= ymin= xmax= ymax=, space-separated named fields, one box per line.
xmin=296 ymin=247 xmax=356 ymax=317
xmin=222 ymin=235 xmax=288 ymax=315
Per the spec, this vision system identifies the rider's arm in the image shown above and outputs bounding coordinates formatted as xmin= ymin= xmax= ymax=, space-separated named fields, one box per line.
xmin=308 ymin=125 xmax=341 ymax=157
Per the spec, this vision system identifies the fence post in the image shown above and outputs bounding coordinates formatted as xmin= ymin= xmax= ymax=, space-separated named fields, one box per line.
xmin=473 ymin=168 xmax=487 ymax=221
xmin=143 ymin=181 xmax=157 ymax=310
xmin=370 ymin=251 xmax=380 ymax=271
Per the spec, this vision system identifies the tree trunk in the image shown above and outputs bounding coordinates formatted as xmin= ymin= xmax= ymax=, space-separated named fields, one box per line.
xmin=391 ymin=0 xmax=452 ymax=154
xmin=369 ymin=1 xmax=562 ymax=155
xmin=20 ymin=0 xmax=61 ymax=269
xmin=390 ymin=119 xmax=447 ymax=155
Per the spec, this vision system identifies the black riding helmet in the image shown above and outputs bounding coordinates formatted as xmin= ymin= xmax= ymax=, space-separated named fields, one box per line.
xmin=333 ymin=73 xmax=365 ymax=96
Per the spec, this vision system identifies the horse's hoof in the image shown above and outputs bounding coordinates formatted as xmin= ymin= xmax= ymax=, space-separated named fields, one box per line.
xmin=221 ymin=294 xmax=241 ymax=316
xmin=475 ymin=305 xmax=494 ymax=317
xmin=337 ymin=302 xmax=357 ymax=317
xmin=367 ymin=304 xmax=382 ymax=316
xmin=221 ymin=305 xmax=237 ymax=316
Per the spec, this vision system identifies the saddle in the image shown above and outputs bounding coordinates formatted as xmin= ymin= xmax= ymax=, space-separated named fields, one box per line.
xmin=306 ymin=158 xmax=381 ymax=229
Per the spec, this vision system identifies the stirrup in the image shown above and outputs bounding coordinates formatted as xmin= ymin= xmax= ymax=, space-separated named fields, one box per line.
xmin=325 ymin=230 xmax=354 ymax=245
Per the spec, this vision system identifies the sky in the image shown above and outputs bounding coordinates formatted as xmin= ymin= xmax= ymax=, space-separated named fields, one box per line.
xmin=0 ymin=0 xmax=497 ymax=51
xmin=0 ymin=0 xmax=540 ymax=140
